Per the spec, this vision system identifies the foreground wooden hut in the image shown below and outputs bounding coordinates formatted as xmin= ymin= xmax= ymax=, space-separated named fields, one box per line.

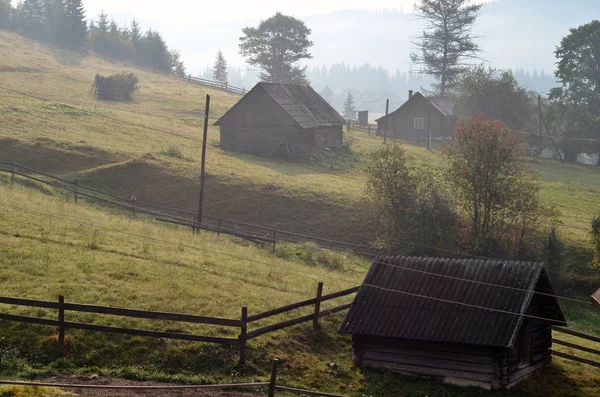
xmin=214 ymin=83 xmax=345 ymax=156
xmin=339 ymin=257 xmax=566 ymax=390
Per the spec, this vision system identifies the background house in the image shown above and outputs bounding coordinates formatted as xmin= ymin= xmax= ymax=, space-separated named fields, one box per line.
xmin=339 ymin=256 xmax=566 ymax=390
xmin=375 ymin=91 xmax=458 ymax=140
xmin=215 ymin=83 xmax=345 ymax=156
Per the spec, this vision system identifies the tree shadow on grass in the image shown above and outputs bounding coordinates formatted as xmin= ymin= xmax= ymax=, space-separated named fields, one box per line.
xmin=49 ymin=46 xmax=86 ymax=67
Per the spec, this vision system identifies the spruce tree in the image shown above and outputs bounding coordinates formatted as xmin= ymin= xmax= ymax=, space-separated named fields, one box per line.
xmin=0 ymin=0 xmax=12 ymax=29
xmin=16 ymin=0 xmax=47 ymax=38
xmin=343 ymin=93 xmax=356 ymax=120
xmin=213 ymin=50 xmax=228 ymax=85
xmin=411 ymin=0 xmax=482 ymax=96
xmin=64 ymin=0 xmax=86 ymax=46
xmin=109 ymin=19 xmax=118 ymax=35
xmin=129 ymin=18 xmax=141 ymax=47
xmin=97 ymin=10 xmax=108 ymax=33
xmin=47 ymin=0 xmax=66 ymax=43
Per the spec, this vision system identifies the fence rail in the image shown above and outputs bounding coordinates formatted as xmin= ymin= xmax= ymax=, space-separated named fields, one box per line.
xmin=0 ymin=282 xmax=358 ymax=365
xmin=0 ymin=161 xmax=378 ymax=257
xmin=552 ymin=326 xmax=600 ymax=369
xmin=0 ymin=358 xmax=349 ymax=397
xmin=184 ymin=75 xmax=246 ymax=96
xmin=346 ymin=120 xmax=378 ymax=136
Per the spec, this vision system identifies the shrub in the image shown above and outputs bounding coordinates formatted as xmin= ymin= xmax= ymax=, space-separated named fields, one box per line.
xmin=364 ymin=143 xmax=459 ymax=255
xmin=159 ymin=146 xmax=185 ymax=160
xmin=92 ymin=71 xmax=139 ymax=101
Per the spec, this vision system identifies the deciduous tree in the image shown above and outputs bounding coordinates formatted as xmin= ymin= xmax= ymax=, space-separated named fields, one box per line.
xmin=411 ymin=0 xmax=482 ymax=96
xmin=444 ymin=114 xmax=553 ymax=258
xmin=239 ymin=12 xmax=313 ymax=84
xmin=549 ymin=20 xmax=600 ymax=164
xmin=454 ymin=65 xmax=537 ymax=131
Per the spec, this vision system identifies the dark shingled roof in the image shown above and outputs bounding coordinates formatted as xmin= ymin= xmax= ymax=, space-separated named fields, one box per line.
xmin=375 ymin=92 xmax=456 ymax=122
xmin=215 ymin=83 xmax=345 ymax=129
xmin=339 ymin=256 xmax=566 ymax=348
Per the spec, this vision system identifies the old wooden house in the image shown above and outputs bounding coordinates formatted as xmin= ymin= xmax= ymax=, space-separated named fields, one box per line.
xmin=339 ymin=256 xmax=566 ymax=390
xmin=214 ymin=83 xmax=345 ymax=155
xmin=592 ymin=287 xmax=600 ymax=305
xmin=376 ymin=91 xmax=458 ymax=140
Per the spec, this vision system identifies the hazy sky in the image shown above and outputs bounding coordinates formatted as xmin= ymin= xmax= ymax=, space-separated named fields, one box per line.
xmin=82 ymin=1 xmax=418 ymax=24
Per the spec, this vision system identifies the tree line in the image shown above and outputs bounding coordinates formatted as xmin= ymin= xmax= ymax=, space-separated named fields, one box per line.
xmin=0 ymin=1 xmax=185 ymax=76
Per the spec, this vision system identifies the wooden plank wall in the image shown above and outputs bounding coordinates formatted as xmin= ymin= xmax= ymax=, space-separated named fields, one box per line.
xmin=353 ymin=336 xmax=500 ymax=390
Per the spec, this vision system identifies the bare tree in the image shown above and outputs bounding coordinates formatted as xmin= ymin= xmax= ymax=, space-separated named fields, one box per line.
xmin=411 ymin=0 xmax=482 ymax=96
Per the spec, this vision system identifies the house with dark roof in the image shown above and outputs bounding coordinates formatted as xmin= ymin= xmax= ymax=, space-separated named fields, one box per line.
xmin=375 ymin=90 xmax=458 ymax=141
xmin=339 ymin=256 xmax=566 ymax=390
xmin=214 ymin=83 xmax=345 ymax=156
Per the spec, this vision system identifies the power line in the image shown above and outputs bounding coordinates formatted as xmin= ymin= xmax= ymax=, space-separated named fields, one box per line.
xmin=1 ymin=196 xmax=593 ymax=307
xmin=361 ymin=284 xmax=568 ymax=324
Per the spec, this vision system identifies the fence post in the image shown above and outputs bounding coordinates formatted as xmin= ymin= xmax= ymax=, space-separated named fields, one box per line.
xmin=10 ymin=164 xmax=15 ymax=183
xmin=239 ymin=306 xmax=248 ymax=366
xmin=217 ymin=217 xmax=222 ymax=236
xmin=268 ymin=358 xmax=279 ymax=397
xmin=73 ymin=179 xmax=78 ymax=203
xmin=272 ymin=229 xmax=277 ymax=253
xmin=313 ymin=282 xmax=324 ymax=330
xmin=58 ymin=295 xmax=65 ymax=354
xmin=368 ymin=124 xmax=371 ymax=136
xmin=130 ymin=196 xmax=136 ymax=216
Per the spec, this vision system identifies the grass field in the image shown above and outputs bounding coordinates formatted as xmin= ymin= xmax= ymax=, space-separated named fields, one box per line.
xmin=2 ymin=30 xmax=600 ymax=253
xmin=2 ymin=30 xmax=600 ymax=396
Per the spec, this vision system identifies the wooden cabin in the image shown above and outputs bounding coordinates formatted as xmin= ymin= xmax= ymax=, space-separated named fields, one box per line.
xmin=376 ymin=91 xmax=458 ymax=141
xmin=339 ymin=256 xmax=566 ymax=390
xmin=214 ymin=83 xmax=345 ymax=156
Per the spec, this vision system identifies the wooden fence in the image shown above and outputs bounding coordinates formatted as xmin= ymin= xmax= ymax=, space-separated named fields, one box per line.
xmin=0 ymin=358 xmax=348 ymax=397
xmin=551 ymin=326 xmax=600 ymax=369
xmin=0 ymin=283 xmax=358 ymax=365
xmin=0 ymin=161 xmax=377 ymax=257
xmin=183 ymin=75 xmax=246 ymax=96
xmin=346 ymin=120 xmax=378 ymax=136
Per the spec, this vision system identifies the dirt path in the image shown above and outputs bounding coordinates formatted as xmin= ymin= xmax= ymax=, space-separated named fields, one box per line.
xmin=39 ymin=375 xmax=263 ymax=397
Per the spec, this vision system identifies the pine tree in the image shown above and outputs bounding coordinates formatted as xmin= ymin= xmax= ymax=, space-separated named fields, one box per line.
xmin=97 ymin=10 xmax=108 ymax=33
xmin=16 ymin=0 xmax=47 ymax=38
xmin=136 ymin=29 xmax=170 ymax=71
xmin=47 ymin=0 xmax=66 ymax=43
xmin=109 ymin=19 xmax=117 ymax=35
xmin=169 ymin=48 xmax=186 ymax=77
xmin=0 ymin=0 xmax=12 ymax=29
xmin=129 ymin=18 xmax=141 ymax=47
xmin=213 ymin=50 xmax=228 ymax=86
xmin=64 ymin=0 xmax=86 ymax=45
xmin=411 ymin=0 xmax=482 ymax=96
xmin=343 ymin=93 xmax=356 ymax=120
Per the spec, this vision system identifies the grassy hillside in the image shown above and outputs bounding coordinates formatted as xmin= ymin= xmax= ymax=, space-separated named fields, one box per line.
xmin=2 ymin=30 xmax=600 ymax=255
xmin=0 ymin=160 xmax=599 ymax=396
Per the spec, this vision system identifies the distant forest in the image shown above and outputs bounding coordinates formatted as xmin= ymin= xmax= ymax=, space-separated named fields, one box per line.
xmin=0 ymin=0 xmax=185 ymax=76
xmin=200 ymin=63 xmax=556 ymax=113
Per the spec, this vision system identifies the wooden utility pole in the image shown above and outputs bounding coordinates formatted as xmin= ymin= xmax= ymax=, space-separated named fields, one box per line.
xmin=540 ymin=112 xmax=565 ymax=164
xmin=383 ymin=99 xmax=389 ymax=144
xmin=196 ymin=94 xmax=211 ymax=233
xmin=538 ymin=95 xmax=543 ymax=156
